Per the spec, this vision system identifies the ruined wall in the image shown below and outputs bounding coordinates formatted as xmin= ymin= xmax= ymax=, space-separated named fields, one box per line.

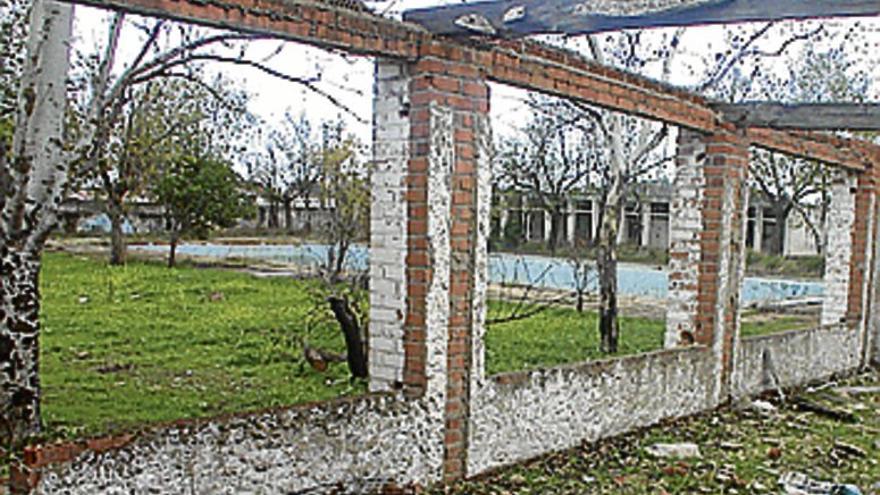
xmin=732 ymin=324 xmax=862 ymax=399
xmin=467 ymin=348 xmax=717 ymax=475
xmin=665 ymin=128 xmax=748 ymax=402
xmin=24 ymin=57 xmax=451 ymax=495
xmin=12 ymin=2 xmax=880 ymax=489
xmin=31 ymin=395 xmax=438 ymax=494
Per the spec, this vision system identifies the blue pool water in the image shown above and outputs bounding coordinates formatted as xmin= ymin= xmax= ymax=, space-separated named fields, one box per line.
xmin=132 ymin=243 xmax=824 ymax=304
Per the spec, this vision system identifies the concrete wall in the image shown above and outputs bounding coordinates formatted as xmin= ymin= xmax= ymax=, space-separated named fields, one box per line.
xmin=733 ymin=324 xmax=861 ymax=398
xmin=468 ymin=347 xmax=717 ymax=475
xmin=31 ymin=395 xmax=437 ymax=494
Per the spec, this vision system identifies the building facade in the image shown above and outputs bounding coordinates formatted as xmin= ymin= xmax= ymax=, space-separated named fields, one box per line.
xmin=493 ymin=184 xmax=822 ymax=256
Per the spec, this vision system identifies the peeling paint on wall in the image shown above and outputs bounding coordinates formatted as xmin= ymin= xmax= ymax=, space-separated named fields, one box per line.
xmin=665 ymin=130 xmax=706 ymax=348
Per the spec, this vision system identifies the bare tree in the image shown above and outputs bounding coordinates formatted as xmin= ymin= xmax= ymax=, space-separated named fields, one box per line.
xmin=504 ymin=21 xmax=835 ymax=353
xmin=317 ymin=126 xmax=369 ymax=283
xmin=732 ymin=46 xmax=871 ymax=255
xmin=67 ymin=15 xmax=263 ymax=264
xmin=69 ymin=13 xmax=365 ymax=263
xmin=496 ymin=95 xmax=599 ymax=253
xmin=250 ymin=111 xmax=323 ymax=232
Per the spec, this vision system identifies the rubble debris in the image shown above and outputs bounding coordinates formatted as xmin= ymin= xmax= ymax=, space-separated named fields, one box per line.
xmin=645 ymin=443 xmax=701 ymax=459
xmin=751 ymin=399 xmax=778 ymax=415
xmin=779 ymin=472 xmax=862 ymax=495
xmin=719 ymin=441 xmax=743 ymax=451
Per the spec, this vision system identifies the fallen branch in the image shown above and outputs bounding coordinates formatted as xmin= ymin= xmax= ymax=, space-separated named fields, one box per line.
xmin=793 ymin=397 xmax=856 ymax=422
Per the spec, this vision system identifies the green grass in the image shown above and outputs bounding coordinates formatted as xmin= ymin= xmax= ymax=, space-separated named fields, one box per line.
xmin=39 ymin=252 xmax=361 ymax=439
xmin=485 ymin=303 xmax=665 ymax=375
xmin=36 ymin=252 xmax=817 ymax=438
xmin=484 ymin=302 xmax=815 ymax=376
xmin=739 ymin=313 xmax=817 ymax=338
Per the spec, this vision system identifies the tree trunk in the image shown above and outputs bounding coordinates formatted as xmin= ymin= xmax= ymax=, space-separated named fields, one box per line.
xmin=547 ymin=208 xmax=565 ymax=254
xmin=0 ymin=0 xmax=73 ymax=446
xmin=107 ymin=202 xmax=126 ymax=266
xmin=0 ymin=247 xmax=43 ymax=446
xmin=597 ymin=111 xmax=624 ymax=355
xmin=327 ymin=296 xmax=368 ymax=379
xmin=268 ymin=200 xmax=279 ymax=229
xmin=168 ymin=232 xmax=178 ymax=268
xmin=283 ymin=198 xmax=293 ymax=232
xmin=768 ymin=202 xmax=789 ymax=256
xmin=597 ymin=198 xmax=620 ymax=354
xmin=333 ymin=241 xmax=349 ymax=283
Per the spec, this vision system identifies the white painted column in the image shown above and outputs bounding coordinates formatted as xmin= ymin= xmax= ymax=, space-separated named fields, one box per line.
xmin=821 ymin=171 xmax=857 ymax=327
xmin=368 ymin=60 xmax=410 ymax=391
xmin=666 ymin=131 xmax=705 ymax=348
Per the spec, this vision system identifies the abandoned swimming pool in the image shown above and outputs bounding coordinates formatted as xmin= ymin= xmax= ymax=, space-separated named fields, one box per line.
xmin=131 ymin=243 xmax=824 ymax=303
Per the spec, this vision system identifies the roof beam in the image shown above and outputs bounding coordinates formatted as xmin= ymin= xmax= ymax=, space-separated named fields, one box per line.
xmin=713 ymin=103 xmax=880 ymax=131
xmin=403 ymin=0 xmax=880 ymax=37
xmin=66 ymin=0 xmax=425 ymax=58
xmin=747 ymin=128 xmax=875 ymax=171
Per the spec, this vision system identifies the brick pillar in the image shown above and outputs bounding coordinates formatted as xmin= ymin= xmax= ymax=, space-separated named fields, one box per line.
xmin=666 ymin=127 xmax=748 ymax=402
xmin=821 ymin=171 xmax=856 ymax=326
xmin=407 ymin=51 xmax=490 ymax=482
xmin=847 ymin=169 xmax=876 ymax=335
xmin=854 ymin=164 xmax=880 ymax=366
xmin=867 ymin=167 xmax=880 ymax=365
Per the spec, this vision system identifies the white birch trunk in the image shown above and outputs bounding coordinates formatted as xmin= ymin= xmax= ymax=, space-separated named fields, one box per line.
xmin=0 ymin=0 xmax=72 ymax=445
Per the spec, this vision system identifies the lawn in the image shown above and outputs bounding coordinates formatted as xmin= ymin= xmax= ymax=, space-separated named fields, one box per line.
xmin=37 ymin=251 xmax=817 ymax=438
xmin=485 ymin=303 xmax=665 ymax=376
xmin=484 ymin=303 xmax=815 ymax=375
xmin=39 ymin=251 xmax=360 ymax=439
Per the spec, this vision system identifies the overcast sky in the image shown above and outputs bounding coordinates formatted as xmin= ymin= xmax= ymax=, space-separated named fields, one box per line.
xmin=70 ymin=4 xmax=880 ymax=160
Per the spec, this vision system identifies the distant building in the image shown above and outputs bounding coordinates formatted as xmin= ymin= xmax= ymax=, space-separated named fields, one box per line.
xmin=251 ymin=195 xmax=336 ymax=234
xmin=492 ymin=184 xmax=822 ymax=256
